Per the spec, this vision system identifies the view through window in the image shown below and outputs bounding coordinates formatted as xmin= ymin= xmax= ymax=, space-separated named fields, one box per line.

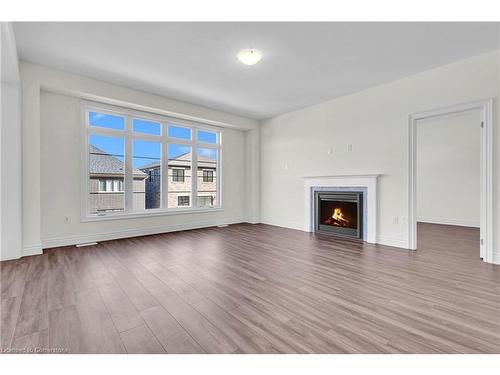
xmin=85 ymin=105 xmax=220 ymax=217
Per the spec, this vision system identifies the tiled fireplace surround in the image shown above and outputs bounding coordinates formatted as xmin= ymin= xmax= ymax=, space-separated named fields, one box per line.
xmin=304 ymin=175 xmax=379 ymax=244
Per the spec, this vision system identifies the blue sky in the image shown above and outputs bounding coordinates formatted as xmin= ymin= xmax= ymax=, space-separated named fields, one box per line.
xmin=89 ymin=112 xmax=124 ymax=130
xmin=89 ymin=112 xmax=216 ymax=168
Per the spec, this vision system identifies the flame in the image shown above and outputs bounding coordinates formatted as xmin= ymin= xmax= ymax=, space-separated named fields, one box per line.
xmin=331 ymin=207 xmax=349 ymax=226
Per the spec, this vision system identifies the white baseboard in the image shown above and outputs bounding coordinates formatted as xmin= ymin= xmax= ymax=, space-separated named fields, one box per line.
xmin=375 ymin=235 xmax=409 ymax=249
xmin=260 ymin=220 xmax=410 ymax=250
xmin=417 ymin=216 xmax=479 ymax=228
xmin=260 ymin=219 xmax=307 ymax=232
xmin=493 ymin=253 xmax=500 ymax=265
xmin=22 ymin=244 xmax=43 ymax=257
xmin=42 ymin=217 xmax=245 ymax=249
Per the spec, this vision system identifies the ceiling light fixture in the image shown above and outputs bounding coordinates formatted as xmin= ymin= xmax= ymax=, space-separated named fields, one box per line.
xmin=237 ymin=48 xmax=263 ymax=66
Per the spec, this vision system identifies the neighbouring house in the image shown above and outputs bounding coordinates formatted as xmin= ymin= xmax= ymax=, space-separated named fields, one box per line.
xmin=139 ymin=151 xmax=217 ymax=209
xmin=89 ymin=145 xmax=147 ymax=213
xmin=89 ymin=146 xmax=216 ymax=212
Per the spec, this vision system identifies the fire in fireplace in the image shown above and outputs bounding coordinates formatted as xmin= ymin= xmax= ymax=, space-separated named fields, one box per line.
xmin=314 ymin=191 xmax=363 ymax=239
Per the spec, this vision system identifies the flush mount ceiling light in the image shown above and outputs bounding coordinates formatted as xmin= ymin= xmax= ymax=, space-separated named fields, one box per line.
xmin=237 ymin=48 xmax=263 ymax=66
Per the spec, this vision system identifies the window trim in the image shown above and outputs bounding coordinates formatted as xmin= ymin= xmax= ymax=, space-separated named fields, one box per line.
xmin=172 ymin=168 xmax=185 ymax=183
xmin=177 ymin=195 xmax=190 ymax=207
xmin=81 ymin=100 xmax=222 ymax=222
xmin=202 ymin=169 xmax=214 ymax=183
xmin=97 ymin=179 xmax=124 ymax=193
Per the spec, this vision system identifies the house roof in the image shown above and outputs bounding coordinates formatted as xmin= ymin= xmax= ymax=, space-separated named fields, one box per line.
xmin=139 ymin=151 xmax=216 ymax=171
xmin=89 ymin=145 xmax=146 ymax=177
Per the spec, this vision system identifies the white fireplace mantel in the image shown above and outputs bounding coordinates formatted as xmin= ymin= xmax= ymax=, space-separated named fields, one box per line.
xmin=303 ymin=174 xmax=380 ymax=244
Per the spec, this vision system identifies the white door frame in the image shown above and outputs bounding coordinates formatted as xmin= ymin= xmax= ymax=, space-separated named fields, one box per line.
xmin=408 ymin=98 xmax=493 ymax=263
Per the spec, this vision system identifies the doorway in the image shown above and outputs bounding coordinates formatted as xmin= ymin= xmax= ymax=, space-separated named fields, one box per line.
xmin=408 ymin=99 xmax=493 ymax=263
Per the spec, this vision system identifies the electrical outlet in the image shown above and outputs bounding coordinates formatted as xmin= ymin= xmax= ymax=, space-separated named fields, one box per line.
xmin=347 ymin=144 xmax=353 ymax=152
xmin=327 ymin=148 xmax=333 ymax=155
xmin=284 ymin=162 xmax=289 ymax=171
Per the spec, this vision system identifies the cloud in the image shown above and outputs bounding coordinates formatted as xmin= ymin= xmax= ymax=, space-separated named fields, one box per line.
xmin=198 ymin=148 xmax=216 ymax=160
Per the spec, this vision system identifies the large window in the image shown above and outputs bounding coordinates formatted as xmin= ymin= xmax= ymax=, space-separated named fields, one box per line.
xmin=83 ymin=102 xmax=221 ymax=220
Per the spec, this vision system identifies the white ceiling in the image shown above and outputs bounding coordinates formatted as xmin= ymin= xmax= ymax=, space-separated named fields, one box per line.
xmin=13 ymin=22 xmax=500 ymax=120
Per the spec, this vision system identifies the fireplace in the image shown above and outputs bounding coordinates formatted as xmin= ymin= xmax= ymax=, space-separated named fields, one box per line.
xmin=314 ymin=191 xmax=364 ymax=240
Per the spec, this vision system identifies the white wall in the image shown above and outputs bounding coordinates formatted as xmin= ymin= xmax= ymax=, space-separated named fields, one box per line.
xmin=0 ymin=23 xmax=22 ymax=261
xmin=416 ymin=110 xmax=481 ymax=227
xmin=260 ymin=50 xmax=499 ymax=261
xmin=21 ymin=62 xmax=260 ymax=255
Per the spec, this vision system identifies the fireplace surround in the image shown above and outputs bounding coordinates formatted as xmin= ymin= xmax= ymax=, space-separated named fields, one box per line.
xmin=303 ymin=175 xmax=379 ymax=244
xmin=314 ymin=191 xmax=364 ymax=239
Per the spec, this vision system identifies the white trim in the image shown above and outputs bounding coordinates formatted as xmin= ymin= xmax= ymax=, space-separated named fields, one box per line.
xmin=42 ymin=85 xmax=256 ymax=131
xmin=408 ymin=99 xmax=494 ymax=263
xmin=303 ymin=174 xmax=379 ymax=244
xmin=303 ymin=174 xmax=381 ymax=179
xmin=260 ymin=219 xmax=307 ymax=232
xmin=192 ymin=132 xmax=199 ymax=208
xmin=375 ymin=235 xmax=408 ymax=249
xmin=417 ymin=217 xmax=480 ymax=228
xmin=493 ymin=253 xmax=500 ymax=265
xmin=0 ymin=23 xmax=21 ymax=84
xmin=124 ymin=116 xmax=133 ymax=212
xmin=260 ymin=220 xmax=408 ymax=250
xmin=42 ymin=217 xmax=244 ymax=249
xmin=22 ymin=244 xmax=43 ymax=257
xmin=80 ymin=207 xmax=224 ymax=222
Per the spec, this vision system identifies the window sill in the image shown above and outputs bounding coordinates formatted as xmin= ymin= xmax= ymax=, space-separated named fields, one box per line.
xmin=81 ymin=207 xmax=224 ymax=222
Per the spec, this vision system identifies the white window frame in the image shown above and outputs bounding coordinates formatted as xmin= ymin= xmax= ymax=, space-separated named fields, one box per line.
xmin=202 ymin=169 xmax=214 ymax=183
xmin=172 ymin=168 xmax=185 ymax=183
xmin=81 ymin=100 xmax=223 ymax=222
xmin=177 ymin=195 xmax=190 ymax=207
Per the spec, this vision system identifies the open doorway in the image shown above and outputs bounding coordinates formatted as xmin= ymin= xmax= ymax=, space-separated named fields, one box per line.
xmin=416 ymin=110 xmax=480 ymax=259
xmin=408 ymin=99 xmax=493 ymax=263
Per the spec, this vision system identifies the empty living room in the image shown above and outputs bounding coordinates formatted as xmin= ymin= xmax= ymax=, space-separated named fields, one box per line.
xmin=1 ymin=1 xmax=500 ymax=373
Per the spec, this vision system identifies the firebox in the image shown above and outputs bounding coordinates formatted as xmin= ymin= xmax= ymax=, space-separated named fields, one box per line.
xmin=314 ymin=191 xmax=363 ymax=240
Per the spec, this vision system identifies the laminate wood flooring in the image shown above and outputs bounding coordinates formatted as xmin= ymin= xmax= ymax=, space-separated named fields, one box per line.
xmin=1 ymin=223 xmax=499 ymax=353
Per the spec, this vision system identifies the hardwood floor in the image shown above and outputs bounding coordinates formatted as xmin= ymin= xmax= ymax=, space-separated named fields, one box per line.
xmin=1 ymin=223 xmax=499 ymax=353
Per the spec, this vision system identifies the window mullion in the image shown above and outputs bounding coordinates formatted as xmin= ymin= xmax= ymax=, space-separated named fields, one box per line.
xmin=162 ymin=139 xmax=169 ymax=210
xmin=124 ymin=117 xmax=133 ymax=213
xmin=192 ymin=144 xmax=198 ymax=209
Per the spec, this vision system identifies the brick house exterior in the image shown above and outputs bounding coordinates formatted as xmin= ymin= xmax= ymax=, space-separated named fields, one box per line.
xmin=140 ymin=151 xmax=217 ymax=209
xmin=89 ymin=145 xmax=147 ymax=213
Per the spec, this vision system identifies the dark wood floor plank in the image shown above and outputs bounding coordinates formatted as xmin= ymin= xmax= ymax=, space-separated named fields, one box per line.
xmin=48 ymin=305 xmax=83 ymax=352
xmin=228 ymin=303 xmax=310 ymax=353
xmin=1 ymin=258 xmax=29 ymax=299
xmin=168 ymin=264 xmax=241 ymax=311
xmin=140 ymin=305 xmax=204 ymax=353
xmin=120 ymin=324 xmax=165 ymax=354
xmin=11 ymin=255 xmax=49 ymax=342
xmin=97 ymin=283 xmax=145 ymax=333
xmin=10 ymin=329 xmax=48 ymax=353
xmin=74 ymin=288 xmax=126 ymax=353
xmin=148 ymin=285 xmax=237 ymax=353
xmin=114 ymin=276 xmax=159 ymax=312
xmin=47 ymin=250 xmax=76 ymax=311
xmin=64 ymin=248 xmax=96 ymax=292
xmin=192 ymin=298 xmax=280 ymax=353
xmin=1 ymin=259 xmax=28 ymax=349
xmin=1 ymin=296 xmax=22 ymax=350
